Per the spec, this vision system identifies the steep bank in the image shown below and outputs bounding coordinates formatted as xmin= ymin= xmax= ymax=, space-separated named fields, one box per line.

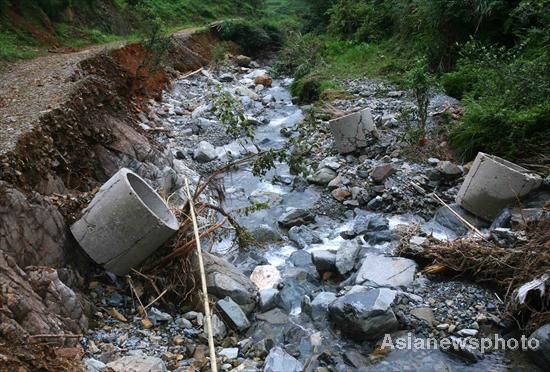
xmin=0 ymin=27 xmax=220 ymax=351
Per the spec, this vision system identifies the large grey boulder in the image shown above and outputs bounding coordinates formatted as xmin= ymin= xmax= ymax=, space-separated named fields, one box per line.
xmin=329 ymin=108 xmax=377 ymax=154
xmin=263 ymin=347 xmax=303 ymax=372
xmin=528 ymin=323 xmax=550 ymax=368
xmin=278 ymin=208 xmax=315 ymax=228
xmin=355 ymin=255 xmax=416 ymax=288
xmin=193 ymin=251 xmax=258 ymax=314
xmin=288 ymin=225 xmax=322 ymax=249
xmin=217 ymin=297 xmax=251 ymax=332
xmin=328 ymin=288 xmax=398 ymax=340
xmin=107 ymin=355 xmax=167 ymax=372
xmin=193 ymin=141 xmax=218 ymax=162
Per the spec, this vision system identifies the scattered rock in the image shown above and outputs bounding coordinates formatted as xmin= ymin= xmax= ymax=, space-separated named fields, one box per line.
xmin=236 ymin=55 xmax=252 ymax=67
xmin=312 ymin=250 xmax=336 ymax=273
xmin=288 ymin=225 xmax=322 ymax=249
xmin=437 ymin=161 xmax=462 ymax=177
xmin=251 ymin=224 xmax=283 ymax=242
xmin=219 ymin=73 xmax=234 ymax=82
xmin=371 ymin=163 xmax=396 ymax=183
xmin=193 ymin=141 xmax=218 ymax=162
xmin=107 ymin=355 xmax=167 ymax=372
xmin=263 ymin=347 xmax=304 ymax=372
xmin=255 ymin=75 xmax=273 ymax=87
xmin=355 ymin=255 xmax=416 ymax=287
xmin=410 ymin=307 xmax=435 ymax=325
xmin=528 ymin=323 xmax=550 ymax=368
xmin=331 ymin=187 xmax=351 ymax=201
xmin=259 ymin=288 xmax=280 ymax=312
xmin=196 ymin=251 xmax=258 ymax=313
xmin=335 ymin=241 xmax=360 ymax=275
xmin=217 ymin=297 xmax=251 ymax=332
xmin=250 ymin=265 xmax=281 ymax=290
xmin=310 ymin=292 xmax=337 ymax=319
xmin=278 ymin=208 xmax=315 ymax=228
xmin=329 ymin=288 xmax=398 ymax=340
xmin=219 ymin=347 xmax=239 ymax=360
xmin=307 ymin=167 xmax=338 ymax=186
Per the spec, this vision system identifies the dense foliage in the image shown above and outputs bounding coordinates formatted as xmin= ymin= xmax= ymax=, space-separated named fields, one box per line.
xmin=275 ymin=0 xmax=550 ymax=161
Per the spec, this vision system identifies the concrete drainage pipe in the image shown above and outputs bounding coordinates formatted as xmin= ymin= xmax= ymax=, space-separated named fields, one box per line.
xmin=71 ymin=168 xmax=179 ymax=275
xmin=456 ymin=152 xmax=542 ymax=221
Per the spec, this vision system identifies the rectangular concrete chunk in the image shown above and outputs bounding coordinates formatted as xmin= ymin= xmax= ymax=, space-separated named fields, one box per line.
xmin=456 ymin=152 xmax=542 ymax=221
xmin=329 ymin=108 xmax=377 ymax=154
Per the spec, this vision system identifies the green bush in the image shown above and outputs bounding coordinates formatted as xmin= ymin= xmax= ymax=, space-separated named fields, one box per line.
xmin=290 ymin=76 xmax=322 ymax=103
xmin=213 ymin=19 xmax=283 ymax=56
xmin=441 ymin=68 xmax=480 ymax=100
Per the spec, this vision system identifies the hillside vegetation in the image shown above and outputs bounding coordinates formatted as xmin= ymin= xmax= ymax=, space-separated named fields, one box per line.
xmin=0 ymin=0 xmax=262 ymax=62
xmin=271 ymin=0 xmax=550 ymax=162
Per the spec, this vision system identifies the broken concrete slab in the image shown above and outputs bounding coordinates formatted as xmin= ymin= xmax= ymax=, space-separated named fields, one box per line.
xmin=329 ymin=108 xmax=377 ymax=154
xmin=70 ymin=168 xmax=179 ymax=276
xmin=456 ymin=152 xmax=542 ymax=220
xmin=355 ymin=255 xmax=417 ymax=288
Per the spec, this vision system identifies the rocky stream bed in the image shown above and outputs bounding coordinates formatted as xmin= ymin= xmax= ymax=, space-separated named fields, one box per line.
xmin=78 ymin=60 xmax=547 ymax=372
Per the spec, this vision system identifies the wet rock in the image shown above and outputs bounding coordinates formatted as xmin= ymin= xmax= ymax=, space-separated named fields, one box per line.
xmin=307 ymin=167 xmax=338 ymax=186
xmin=250 ymin=265 xmax=281 ymax=290
xmin=278 ymin=208 xmax=315 ymax=228
xmin=210 ymin=314 xmax=227 ymax=338
xmin=312 ymin=250 xmax=337 ymax=273
xmin=319 ymin=157 xmax=342 ymax=171
xmin=528 ymin=323 xmax=550 ymax=368
xmin=289 ymin=250 xmax=313 ymax=267
xmin=328 ymin=288 xmax=398 ymax=340
xmin=355 ymin=255 xmax=416 ymax=287
xmin=193 ymin=141 xmax=217 ymax=162
xmin=363 ymin=230 xmax=394 ymax=245
xmin=257 ymin=308 xmax=289 ymax=325
xmin=433 ymin=203 xmax=488 ymax=237
xmin=219 ymin=347 xmax=239 ymax=360
xmin=341 ymin=214 xmax=389 ymax=239
xmin=107 ymin=355 xmax=167 ymax=372
xmin=331 ymin=187 xmax=351 ymax=202
xmin=217 ymin=297 xmax=251 ymax=332
xmin=236 ymin=55 xmax=252 ymax=67
xmin=148 ymin=307 xmax=173 ymax=324
xmin=195 ymin=251 xmax=258 ymax=314
xmin=219 ymin=73 xmax=234 ymax=82
xmin=437 ymin=161 xmax=462 ymax=177
xmin=264 ymin=347 xmax=304 ymax=372
xmin=366 ymin=196 xmax=384 ymax=210
xmin=441 ymin=336 xmax=483 ymax=363
xmin=251 ymin=224 xmax=283 ymax=242
xmin=259 ymin=288 xmax=280 ymax=312
xmin=335 ymin=241 xmax=360 ymax=275
xmin=235 ymin=86 xmax=260 ymax=100
xmin=410 ymin=307 xmax=435 ymax=325
xmin=343 ymin=351 xmax=369 ymax=369
xmin=371 ymin=164 xmax=396 ymax=183
xmin=288 ymin=225 xmax=322 ymax=249
xmin=175 ymin=317 xmax=192 ymax=329
xmin=310 ymin=292 xmax=337 ymax=319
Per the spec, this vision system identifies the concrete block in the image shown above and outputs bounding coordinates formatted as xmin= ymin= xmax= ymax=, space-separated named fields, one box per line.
xmin=329 ymin=108 xmax=377 ymax=154
xmin=456 ymin=152 xmax=542 ymax=221
xmin=71 ymin=168 xmax=179 ymax=275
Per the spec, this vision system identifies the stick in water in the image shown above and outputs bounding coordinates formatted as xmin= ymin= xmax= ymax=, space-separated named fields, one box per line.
xmin=184 ymin=178 xmax=218 ymax=372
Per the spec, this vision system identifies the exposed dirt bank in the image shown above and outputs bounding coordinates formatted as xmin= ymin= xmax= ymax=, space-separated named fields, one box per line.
xmin=0 ymin=27 xmax=222 ymax=368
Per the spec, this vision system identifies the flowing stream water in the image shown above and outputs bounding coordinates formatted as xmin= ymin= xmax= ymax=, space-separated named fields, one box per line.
xmin=149 ymin=64 xmax=540 ymax=371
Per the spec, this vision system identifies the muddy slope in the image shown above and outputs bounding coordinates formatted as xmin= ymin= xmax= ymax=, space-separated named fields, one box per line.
xmin=0 ymin=30 xmax=218 ymax=342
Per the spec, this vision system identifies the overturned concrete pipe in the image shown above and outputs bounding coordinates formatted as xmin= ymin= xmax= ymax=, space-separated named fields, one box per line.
xmin=456 ymin=152 xmax=542 ymax=221
xmin=71 ymin=168 xmax=179 ymax=275
xmin=329 ymin=108 xmax=377 ymax=154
